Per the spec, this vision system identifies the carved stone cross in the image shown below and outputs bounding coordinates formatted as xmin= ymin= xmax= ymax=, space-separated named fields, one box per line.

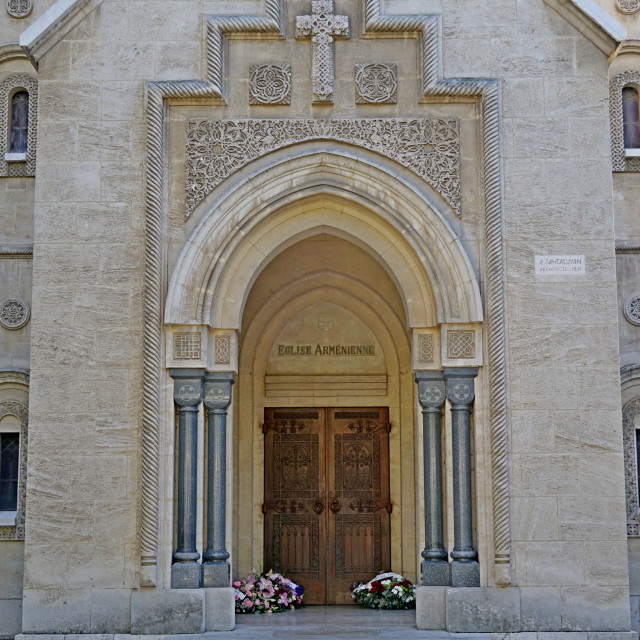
xmin=296 ymin=0 xmax=350 ymax=103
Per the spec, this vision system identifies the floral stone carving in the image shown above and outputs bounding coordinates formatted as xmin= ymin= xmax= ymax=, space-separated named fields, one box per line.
xmin=185 ymin=118 xmax=460 ymax=216
xmin=6 ymin=0 xmax=31 ymax=17
xmin=616 ymin=0 xmax=640 ymax=13
xmin=249 ymin=64 xmax=292 ymax=105
xmin=355 ymin=63 xmax=397 ymax=104
xmin=0 ymin=297 xmax=30 ymax=330
xmin=624 ymin=293 xmax=640 ymax=326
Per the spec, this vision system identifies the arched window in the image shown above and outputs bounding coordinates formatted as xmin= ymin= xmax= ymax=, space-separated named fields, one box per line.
xmin=623 ymin=86 xmax=640 ymax=149
xmin=8 ymin=90 xmax=28 ymax=154
xmin=0 ymin=74 xmax=37 ymax=176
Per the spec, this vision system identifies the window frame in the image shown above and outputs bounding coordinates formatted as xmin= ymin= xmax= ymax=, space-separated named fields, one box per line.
xmin=0 ymin=401 xmax=27 ymax=540
xmin=610 ymin=70 xmax=640 ymax=171
xmin=0 ymin=73 xmax=37 ymax=177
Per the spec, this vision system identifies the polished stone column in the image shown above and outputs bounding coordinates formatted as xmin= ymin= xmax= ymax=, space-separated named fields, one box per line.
xmin=170 ymin=369 xmax=205 ymax=589
xmin=202 ymin=372 xmax=235 ymax=587
xmin=443 ymin=367 xmax=479 ymax=587
xmin=416 ymin=371 xmax=449 ymax=586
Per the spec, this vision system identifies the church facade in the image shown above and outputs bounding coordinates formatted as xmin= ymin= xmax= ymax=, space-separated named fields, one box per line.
xmin=1 ymin=0 xmax=640 ymax=635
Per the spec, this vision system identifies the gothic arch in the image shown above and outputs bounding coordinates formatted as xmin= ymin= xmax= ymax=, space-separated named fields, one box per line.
xmin=166 ymin=149 xmax=483 ymax=331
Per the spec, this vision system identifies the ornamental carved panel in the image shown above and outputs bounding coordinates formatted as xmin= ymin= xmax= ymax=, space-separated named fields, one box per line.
xmin=6 ymin=0 xmax=32 ymax=17
xmin=185 ymin=118 xmax=460 ymax=216
xmin=355 ymin=63 xmax=397 ymax=104
xmin=249 ymin=64 xmax=292 ymax=105
xmin=616 ymin=0 xmax=640 ymax=13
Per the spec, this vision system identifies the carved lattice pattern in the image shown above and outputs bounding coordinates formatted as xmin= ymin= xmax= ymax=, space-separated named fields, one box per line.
xmin=418 ymin=334 xmax=434 ymax=363
xmin=173 ymin=333 xmax=201 ymax=359
xmin=185 ymin=118 xmax=460 ymax=216
xmin=0 ymin=297 xmax=29 ymax=330
xmin=214 ymin=335 xmax=231 ymax=365
xmin=447 ymin=329 xmax=475 ymax=359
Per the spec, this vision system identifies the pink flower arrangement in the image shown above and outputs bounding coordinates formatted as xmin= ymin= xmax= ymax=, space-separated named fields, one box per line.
xmin=233 ymin=569 xmax=304 ymax=614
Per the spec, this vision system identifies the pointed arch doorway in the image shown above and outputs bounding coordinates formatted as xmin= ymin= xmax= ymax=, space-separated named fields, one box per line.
xmin=236 ymin=231 xmax=413 ymax=604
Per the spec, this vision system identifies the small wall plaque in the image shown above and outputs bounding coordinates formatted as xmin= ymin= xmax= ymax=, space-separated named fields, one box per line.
xmin=535 ymin=255 xmax=585 ymax=276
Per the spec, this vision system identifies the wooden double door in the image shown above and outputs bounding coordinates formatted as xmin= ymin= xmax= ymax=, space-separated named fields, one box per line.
xmin=263 ymin=407 xmax=391 ymax=604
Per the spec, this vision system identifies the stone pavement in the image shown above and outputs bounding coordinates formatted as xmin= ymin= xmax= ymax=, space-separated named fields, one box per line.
xmin=168 ymin=606 xmax=488 ymax=640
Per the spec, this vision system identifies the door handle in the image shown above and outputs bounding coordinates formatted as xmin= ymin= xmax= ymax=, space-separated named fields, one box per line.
xmin=329 ymin=498 xmax=342 ymax=513
xmin=313 ymin=498 xmax=325 ymax=514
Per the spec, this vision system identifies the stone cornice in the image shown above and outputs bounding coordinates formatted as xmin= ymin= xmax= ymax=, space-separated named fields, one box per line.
xmin=19 ymin=0 xmax=96 ymax=68
xmin=544 ymin=0 xmax=626 ymax=54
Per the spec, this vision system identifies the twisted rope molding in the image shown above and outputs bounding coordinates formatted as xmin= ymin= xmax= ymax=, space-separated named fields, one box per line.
xmin=143 ymin=0 xmax=511 ymax=585
xmin=363 ymin=0 xmax=511 ymax=585
xmin=616 ymin=242 xmax=640 ymax=253
xmin=141 ymin=4 xmax=285 ymax=588
xmin=0 ymin=245 xmax=33 ymax=257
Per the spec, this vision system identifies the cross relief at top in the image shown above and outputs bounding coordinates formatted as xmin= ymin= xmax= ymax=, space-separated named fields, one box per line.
xmin=295 ymin=0 xmax=350 ymax=103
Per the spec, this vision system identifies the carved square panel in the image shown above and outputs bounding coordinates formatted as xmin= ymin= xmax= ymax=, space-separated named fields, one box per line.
xmin=355 ymin=63 xmax=397 ymax=104
xmin=249 ymin=64 xmax=292 ymax=105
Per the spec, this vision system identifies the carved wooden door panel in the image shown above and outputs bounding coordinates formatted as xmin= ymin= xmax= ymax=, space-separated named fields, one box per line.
xmin=264 ymin=407 xmax=390 ymax=604
xmin=264 ymin=408 xmax=327 ymax=603
xmin=327 ymin=408 xmax=390 ymax=604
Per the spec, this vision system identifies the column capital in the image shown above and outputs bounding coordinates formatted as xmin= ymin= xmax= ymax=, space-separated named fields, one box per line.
xmin=443 ymin=367 xmax=478 ymax=407
xmin=416 ymin=371 xmax=446 ymax=410
xmin=169 ymin=368 xmax=205 ymax=407
xmin=203 ymin=372 xmax=235 ymax=411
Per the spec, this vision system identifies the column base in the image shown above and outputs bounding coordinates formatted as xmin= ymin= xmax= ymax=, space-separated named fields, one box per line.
xmin=202 ymin=562 xmax=230 ymax=587
xmin=171 ymin=562 xmax=202 ymax=589
xmin=204 ymin=587 xmax=235 ymax=631
xmin=421 ymin=561 xmax=450 ymax=586
xmin=450 ymin=560 xmax=480 ymax=587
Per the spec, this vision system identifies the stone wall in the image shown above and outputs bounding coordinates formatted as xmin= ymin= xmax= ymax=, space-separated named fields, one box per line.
xmin=11 ymin=0 xmax=635 ymax=633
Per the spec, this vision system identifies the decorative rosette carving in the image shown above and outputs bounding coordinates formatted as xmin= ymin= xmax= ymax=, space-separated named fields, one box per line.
xmin=7 ymin=0 xmax=31 ymax=18
xmin=249 ymin=64 xmax=292 ymax=105
xmin=0 ymin=297 xmax=30 ymax=330
xmin=355 ymin=63 xmax=397 ymax=104
xmin=624 ymin=293 xmax=640 ymax=326
xmin=616 ymin=0 xmax=640 ymax=14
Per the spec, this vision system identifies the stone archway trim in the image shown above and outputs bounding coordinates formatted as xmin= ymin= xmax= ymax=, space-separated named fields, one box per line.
xmin=142 ymin=0 xmax=511 ymax=586
xmin=167 ymin=165 xmax=478 ymax=330
xmin=623 ymin=396 xmax=640 ymax=535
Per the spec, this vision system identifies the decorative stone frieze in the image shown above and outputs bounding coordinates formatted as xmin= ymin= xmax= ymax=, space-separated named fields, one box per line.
xmin=174 ymin=332 xmax=202 ymax=360
xmin=441 ymin=325 xmax=482 ymax=367
xmin=0 ymin=296 xmax=30 ymax=330
xmin=214 ymin=335 xmax=231 ymax=365
xmin=355 ymin=63 xmax=397 ymax=104
xmin=0 ymin=74 xmax=37 ymax=177
xmin=623 ymin=397 xmax=640 ymax=536
xmin=419 ymin=334 xmax=434 ymax=364
xmin=624 ymin=294 xmax=640 ymax=326
xmin=0 ymin=400 xmax=28 ymax=541
xmin=249 ymin=64 xmax=291 ymax=105
xmin=296 ymin=0 xmax=349 ymax=103
xmin=610 ymin=70 xmax=640 ymax=173
xmin=616 ymin=0 xmax=640 ymax=14
xmin=447 ymin=330 xmax=475 ymax=359
xmin=6 ymin=0 xmax=31 ymax=18
xmin=185 ymin=118 xmax=460 ymax=217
